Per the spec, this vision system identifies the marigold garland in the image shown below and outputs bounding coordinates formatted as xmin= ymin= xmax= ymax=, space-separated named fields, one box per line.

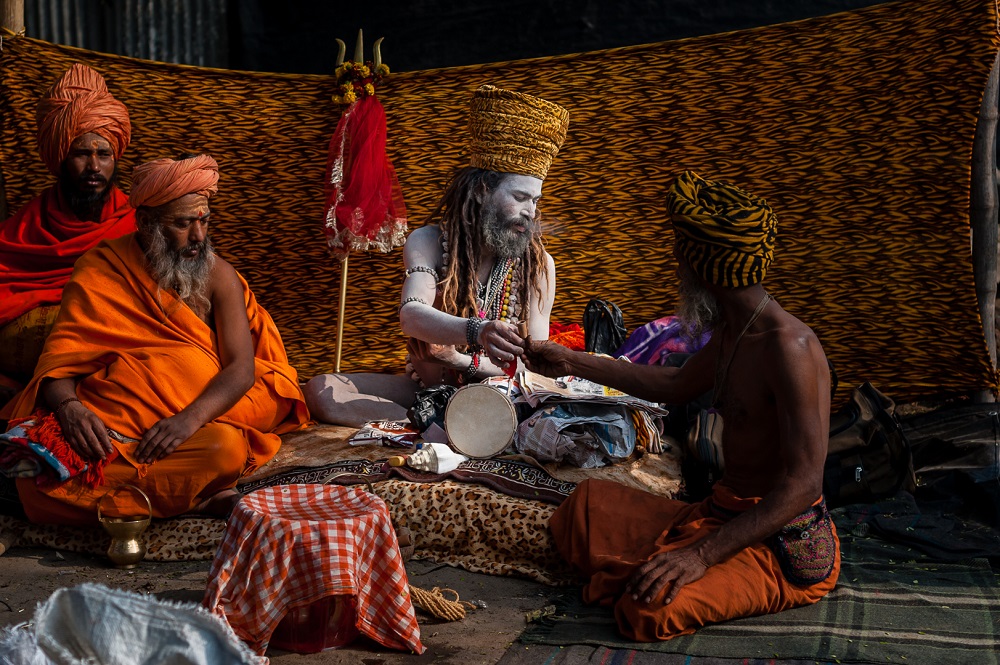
xmin=332 ymin=61 xmax=390 ymax=105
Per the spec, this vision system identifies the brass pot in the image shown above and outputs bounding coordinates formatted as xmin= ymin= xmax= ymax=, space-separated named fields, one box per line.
xmin=97 ymin=484 xmax=152 ymax=569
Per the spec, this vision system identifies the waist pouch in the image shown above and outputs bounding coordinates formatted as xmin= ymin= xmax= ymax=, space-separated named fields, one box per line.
xmin=766 ymin=499 xmax=838 ymax=586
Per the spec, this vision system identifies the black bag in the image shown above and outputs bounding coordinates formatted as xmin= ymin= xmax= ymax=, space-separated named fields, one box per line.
xmin=407 ymin=384 xmax=458 ymax=433
xmin=823 ymin=382 xmax=917 ymax=508
xmin=901 ymin=403 xmax=1000 ymax=483
xmin=583 ymin=298 xmax=627 ymax=355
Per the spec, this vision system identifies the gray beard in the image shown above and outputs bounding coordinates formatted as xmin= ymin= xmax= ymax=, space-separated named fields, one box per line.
xmin=676 ymin=270 xmax=719 ymax=340
xmin=481 ymin=203 xmax=533 ymax=258
xmin=144 ymin=226 xmax=215 ymax=317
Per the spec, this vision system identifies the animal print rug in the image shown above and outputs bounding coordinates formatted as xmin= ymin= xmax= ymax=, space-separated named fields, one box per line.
xmin=0 ymin=424 xmax=681 ymax=584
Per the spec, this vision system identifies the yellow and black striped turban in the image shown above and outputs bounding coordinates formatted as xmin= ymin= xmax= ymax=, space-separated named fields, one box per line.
xmin=666 ymin=170 xmax=778 ymax=288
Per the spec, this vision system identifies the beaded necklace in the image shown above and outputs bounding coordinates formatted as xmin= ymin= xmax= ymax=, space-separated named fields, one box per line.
xmin=477 ymin=258 xmax=516 ymax=321
xmin=441 ymin=226 xmax=522 ymax=324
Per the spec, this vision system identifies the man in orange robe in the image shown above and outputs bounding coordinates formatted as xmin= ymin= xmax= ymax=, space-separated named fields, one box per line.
xmin=2 ymin=155 xmax=309 ymax=524
xmin=525 ymin=170 xmax=839 ymax=640
xmin=0 ymin=63 xmax=135 ymax=391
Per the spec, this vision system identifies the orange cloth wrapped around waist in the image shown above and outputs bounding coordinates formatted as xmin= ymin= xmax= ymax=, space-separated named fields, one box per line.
xmin=0 ymin=186 xmax=136 ymax=327
xmin=2 ymin=233 xmax=309 ymax=471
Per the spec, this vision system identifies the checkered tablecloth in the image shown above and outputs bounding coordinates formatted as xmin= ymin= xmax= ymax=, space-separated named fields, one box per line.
xmin=202 ymin=484 xmax=424 ymax=654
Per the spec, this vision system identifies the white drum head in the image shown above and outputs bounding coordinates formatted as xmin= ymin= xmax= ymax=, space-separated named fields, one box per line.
xmin=444 ymin=383 xmax=517 ymax=459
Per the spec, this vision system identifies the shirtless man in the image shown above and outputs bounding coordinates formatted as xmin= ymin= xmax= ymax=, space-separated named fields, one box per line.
xmin=306 ymin=85 xmax=570 ymax=426
xmin=524 ymin=170 xmax=839 ymax=640
xmin=3 ymin=155 xmax=308 ymax=523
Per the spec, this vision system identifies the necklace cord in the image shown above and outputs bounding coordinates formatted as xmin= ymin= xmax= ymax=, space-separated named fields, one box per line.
xmin=713 ymin=292 xmax=771 ymax=408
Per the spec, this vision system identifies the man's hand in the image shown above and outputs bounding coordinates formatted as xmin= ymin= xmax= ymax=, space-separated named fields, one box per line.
xmin=407 ymin=337 xmax=466 ymax=370
xmin=522 ymin=340 xmax=574 ymax=377
xmin=478 ymin=320 xmax=525 ymax=369
xmin=625 ymin=547 xmax=710 ymax=605
xmin=57 ymin=401 xmax=114 ymax=461
xmin=136 ymin=413 xmax=201 ymax=464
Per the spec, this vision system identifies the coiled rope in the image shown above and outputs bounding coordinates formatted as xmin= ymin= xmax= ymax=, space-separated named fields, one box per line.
xmin=408 ymin=586 xmax=476 ymax=621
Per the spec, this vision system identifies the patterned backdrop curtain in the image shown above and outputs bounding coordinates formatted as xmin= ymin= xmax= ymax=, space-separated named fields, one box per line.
xmin=1 ymin=0 xmax=997 ymax=404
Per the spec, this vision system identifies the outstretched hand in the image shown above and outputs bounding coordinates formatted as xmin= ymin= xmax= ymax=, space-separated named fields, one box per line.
xmin=522 ymin=340 xmax=575 ymax=378
xmin=58 ymin=401 xmax=114 ymax=461
xmin=625 ymin=547 xmax=710 ymax=605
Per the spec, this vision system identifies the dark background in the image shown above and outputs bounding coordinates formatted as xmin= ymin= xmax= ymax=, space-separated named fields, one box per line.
xmin=232 ymin=0 xmax=889 ymax=72
xmin=24 ymin=0 xmax=890 ymax=73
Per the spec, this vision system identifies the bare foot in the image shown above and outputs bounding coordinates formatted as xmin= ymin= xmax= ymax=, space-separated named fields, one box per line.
xmin=192 ymin=489 xmax=242 ymax=519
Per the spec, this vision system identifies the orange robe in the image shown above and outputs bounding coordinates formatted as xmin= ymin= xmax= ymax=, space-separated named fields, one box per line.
xmin=549 ymin=478 xmax=840 ymax=641
xmin=2 ymin=233 xmax=309 ymax=524
xmin=0 ymin=185 xmax=136 ymax=327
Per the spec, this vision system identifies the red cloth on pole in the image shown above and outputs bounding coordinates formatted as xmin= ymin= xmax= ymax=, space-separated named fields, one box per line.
xmin=323 ymin=95 xmax=407 ymax=258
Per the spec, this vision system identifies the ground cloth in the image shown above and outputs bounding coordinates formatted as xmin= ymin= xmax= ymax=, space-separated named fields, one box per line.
xmin=0 ymin=423 xmax=677 ymax=584
xmin=515 ymin=510 xmax=1000 ymax=665
xmin=498 ymin=646 xmax=833 ymax=665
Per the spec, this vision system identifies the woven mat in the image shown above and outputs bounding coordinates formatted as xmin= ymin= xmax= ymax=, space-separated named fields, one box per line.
xmin=515 ymin=512 xmax=1000 ymax=664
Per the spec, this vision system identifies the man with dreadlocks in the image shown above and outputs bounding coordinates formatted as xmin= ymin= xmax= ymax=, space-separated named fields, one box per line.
xmin=306 ymin=85 xmax=569 ymax=426
xmin=524 ymin=170 xmax=839 ymax=640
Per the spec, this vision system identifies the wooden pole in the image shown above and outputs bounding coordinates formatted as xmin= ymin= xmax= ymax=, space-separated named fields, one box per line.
xmin=0 ymin=0 xmax=24 ymax=221
xmin=334 ymin=255 xmax=349 ymax=372
xmin=971 ymin=54 xmax=999 ymax=402
xmin=0 ymin=0 xmax=24 ymax=33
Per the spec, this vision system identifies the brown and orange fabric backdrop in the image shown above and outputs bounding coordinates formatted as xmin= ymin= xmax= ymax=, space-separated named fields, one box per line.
xmin=1 ymin=0 xmax=997 ymax=404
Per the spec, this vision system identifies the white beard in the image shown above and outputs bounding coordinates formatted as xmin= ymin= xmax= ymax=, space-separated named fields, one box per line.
xmin=676 ymin=268 xmax=719 ymax=339
xmin=144 ymin=225 xmax=216 ymax=317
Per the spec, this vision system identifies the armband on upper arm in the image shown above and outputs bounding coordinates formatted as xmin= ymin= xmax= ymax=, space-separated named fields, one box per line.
xmin=404 ymin=266 xmax=439 ymax=281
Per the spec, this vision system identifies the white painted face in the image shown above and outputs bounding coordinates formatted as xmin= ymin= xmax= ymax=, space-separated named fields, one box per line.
xmin=485 ymin=174 xmax=543 ymax=228
xmin=480 ymin=174 xmax=543 ymax=257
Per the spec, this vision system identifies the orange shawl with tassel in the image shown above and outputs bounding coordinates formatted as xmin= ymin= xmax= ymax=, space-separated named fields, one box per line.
xmin=2 ymin=232 xmax=309 ymax=482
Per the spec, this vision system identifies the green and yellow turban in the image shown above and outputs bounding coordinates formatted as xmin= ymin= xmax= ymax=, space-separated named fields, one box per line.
xmin=667 ymin=170 xmax=778 ymax=288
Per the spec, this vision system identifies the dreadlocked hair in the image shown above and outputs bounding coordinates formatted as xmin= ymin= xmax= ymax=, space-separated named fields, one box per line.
xmin=429 ymin=167 xmax=549 ymax=324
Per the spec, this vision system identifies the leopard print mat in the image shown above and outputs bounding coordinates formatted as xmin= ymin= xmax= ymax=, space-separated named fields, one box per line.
xmin=0 ymin=479 xmax=575 ymax=585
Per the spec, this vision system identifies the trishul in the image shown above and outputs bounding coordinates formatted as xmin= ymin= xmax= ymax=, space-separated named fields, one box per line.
xmin=335 ymin=29 xmax=384 ymax=67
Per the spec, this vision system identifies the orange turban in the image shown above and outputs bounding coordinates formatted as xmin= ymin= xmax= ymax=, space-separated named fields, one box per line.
xmin=36 ymin=64 xmax=131 ymax=176
xmin=129 ymin=155 xmax=220 ymax=208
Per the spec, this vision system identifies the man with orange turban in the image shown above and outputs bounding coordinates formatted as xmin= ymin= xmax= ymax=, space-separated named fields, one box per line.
xmin=0 ymin=63 xmax=135 ymax=395
xmin=524 ymin=171 xmax=838 ymax=640
xmin=1 ymin=155 xmax=309 ymax=524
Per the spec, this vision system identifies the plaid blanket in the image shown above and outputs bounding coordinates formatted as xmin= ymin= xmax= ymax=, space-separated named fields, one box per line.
xmin=517 ymin=511 xmax=1000 ymax=664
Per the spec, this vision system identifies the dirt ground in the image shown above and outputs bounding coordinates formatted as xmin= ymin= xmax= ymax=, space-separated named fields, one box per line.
xmin=0 ymin=546 xmax=554 ymax=664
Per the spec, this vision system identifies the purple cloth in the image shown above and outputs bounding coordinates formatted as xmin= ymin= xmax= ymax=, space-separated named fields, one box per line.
xmin=616 ymin=316 xmax=710 ymax=365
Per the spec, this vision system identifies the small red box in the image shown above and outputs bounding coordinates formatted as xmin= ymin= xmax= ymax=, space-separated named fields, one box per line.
xmin=269 ymin=594 xmax=359 ymax=653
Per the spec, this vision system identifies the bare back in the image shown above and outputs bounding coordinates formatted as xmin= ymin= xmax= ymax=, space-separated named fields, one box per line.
xmin=710 ymin=300 xmax=831 ymax=500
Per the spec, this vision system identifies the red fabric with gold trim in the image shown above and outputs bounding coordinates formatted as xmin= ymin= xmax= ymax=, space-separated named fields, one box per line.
xmin=323 ymin=96 xmax=407 ymax=258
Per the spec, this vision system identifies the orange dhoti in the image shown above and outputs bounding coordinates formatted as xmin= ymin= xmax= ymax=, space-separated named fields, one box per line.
xmin=549 ymin=478 xmax=840 ymax=641
xmin=2 ymin=233 xmax=309 ymax=524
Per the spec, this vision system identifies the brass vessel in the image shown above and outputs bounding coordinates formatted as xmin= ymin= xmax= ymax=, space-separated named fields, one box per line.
xmin=97 ymin=484 xmax=152 ymax=569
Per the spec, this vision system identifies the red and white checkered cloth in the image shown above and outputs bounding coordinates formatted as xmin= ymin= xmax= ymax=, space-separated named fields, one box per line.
xmin=202 ymin=484 xmax=424 ymax=655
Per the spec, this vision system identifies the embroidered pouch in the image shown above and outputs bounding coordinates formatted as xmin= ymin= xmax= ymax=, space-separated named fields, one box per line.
xmin=767 ymin=499 xmax=838 ymax=586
